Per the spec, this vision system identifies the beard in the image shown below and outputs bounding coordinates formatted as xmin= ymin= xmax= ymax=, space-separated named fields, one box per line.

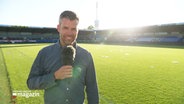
xmin=60 ymin=33 xmax=77 ymax=46
xmin=60 ymin=37 xmax=76 ymax=46
xmin=64 ymin=40 xmax=74 ymax=45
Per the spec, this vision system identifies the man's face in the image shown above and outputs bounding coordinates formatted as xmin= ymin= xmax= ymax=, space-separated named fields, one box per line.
xmin=57 ymin=18 xmax=78 ymax=46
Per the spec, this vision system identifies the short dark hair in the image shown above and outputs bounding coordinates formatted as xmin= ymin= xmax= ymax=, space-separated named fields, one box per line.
xmin=59 ymin=10 xmax=79 ymax=23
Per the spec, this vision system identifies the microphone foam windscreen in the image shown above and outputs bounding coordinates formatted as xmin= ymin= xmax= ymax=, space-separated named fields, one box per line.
xmin=62 ymin=45 xmax=76 ymax=65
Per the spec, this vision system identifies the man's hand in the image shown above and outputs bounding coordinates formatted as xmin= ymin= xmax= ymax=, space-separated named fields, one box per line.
xmin=54 ymin=65 xmax=72 ymax=80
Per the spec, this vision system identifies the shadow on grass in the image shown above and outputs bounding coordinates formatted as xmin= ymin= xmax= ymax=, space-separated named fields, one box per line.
xmin=0 ymin=48 xmax=11 ymax=104
xmin=1 ymin=43 xmax=184 ymax=49
xmin=122 ymin=44 xmax=184 ymax=49
xmin=81 ymin=42 xmax=184 ymax=49
xmin=0 ymin=43 xmax=50 ymax=48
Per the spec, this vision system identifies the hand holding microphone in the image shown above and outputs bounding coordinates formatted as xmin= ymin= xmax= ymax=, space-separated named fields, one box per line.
xmin=54 ymin=45 xmax=76 ymax=80
xmin=54 ymin=65 xmax=72 ymax=80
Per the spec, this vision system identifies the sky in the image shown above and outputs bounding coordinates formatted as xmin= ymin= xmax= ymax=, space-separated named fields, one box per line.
xmin=0 ymin=0 xmax=184 ymax=29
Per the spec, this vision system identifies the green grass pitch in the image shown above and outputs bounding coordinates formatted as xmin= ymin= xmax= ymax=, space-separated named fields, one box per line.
xmin=0 ymin=43 xmax=184 ymax=104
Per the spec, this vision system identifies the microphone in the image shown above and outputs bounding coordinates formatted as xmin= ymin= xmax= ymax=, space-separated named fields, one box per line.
xmin=62 ymin=45 xmax=76 ymax=84
xmin=62 ymin=45 xmax=76 ymax=66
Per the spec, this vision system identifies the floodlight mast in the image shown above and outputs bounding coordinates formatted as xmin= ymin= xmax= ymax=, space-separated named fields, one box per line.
xmin=94 ymin=1 xmax=99 ymax=41
xmin=95 ymin=1 xmax=99 ymax=30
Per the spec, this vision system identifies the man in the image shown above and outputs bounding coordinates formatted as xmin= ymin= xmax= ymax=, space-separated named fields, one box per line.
xmin=27 ymin=10 xmax=99 ymax=104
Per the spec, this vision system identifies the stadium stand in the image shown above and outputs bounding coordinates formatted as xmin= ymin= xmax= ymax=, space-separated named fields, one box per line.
xmin=0 ymin=23 xmax=184 ymax=45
